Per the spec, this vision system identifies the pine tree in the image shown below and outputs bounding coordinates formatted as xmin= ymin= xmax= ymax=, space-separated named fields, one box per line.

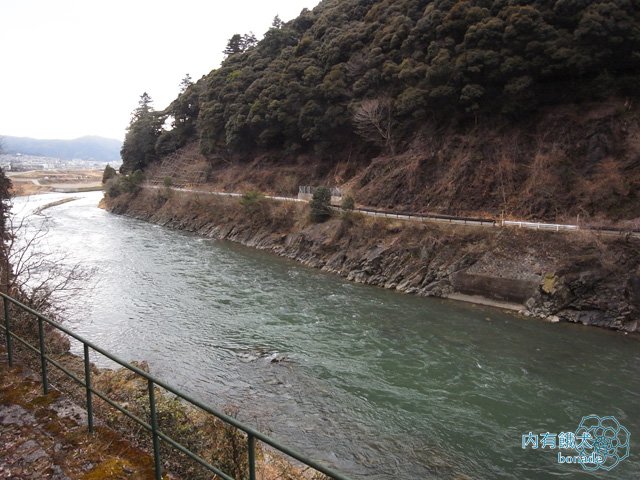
xmin=179 ymin=74 xmax=193 ymax=94
xmin=241 ymin=33 xmax=257 ymax=51
xmin=272 ymin=15 xmax=284 ymax=29
xmin=120 ymin=92 xmax=162 ymax=173
xmin=224 ymin=33 xmax=257 ymax=57
xmin=223 ymin=34 xmax=243 ymax=56
xmin=309 ymin=187 xmax=332 ymax=223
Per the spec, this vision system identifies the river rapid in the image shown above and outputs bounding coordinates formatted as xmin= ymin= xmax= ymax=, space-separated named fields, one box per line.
xmin=11 ymin=192 xmax=640 ymax=479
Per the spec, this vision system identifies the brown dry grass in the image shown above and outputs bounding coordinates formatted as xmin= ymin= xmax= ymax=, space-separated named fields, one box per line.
xmin=343 ymin=98 xmax=640 ymax=222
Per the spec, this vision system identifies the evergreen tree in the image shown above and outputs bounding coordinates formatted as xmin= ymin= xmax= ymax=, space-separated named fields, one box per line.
xmin=241 ymin=33 xmax=258 ymax=51
xmin=120 ymin=92 xmax=162 ymax=173
xmin=223 ymin=34 xmax=244 ymax=56
xmin=179 ymin=74 xmax=193 ymax=94
xmin=224 ymin=33 xmax=257 ymax=57
xmin=272 ymin=15 xmax=284 ymax=29
xmin=102 ymin=164 xmax=117 ymax=184
xmin=158 ymin=76 xmax=201 ymax=154
xmin=309 ymin=187 xmax=332 ymax=223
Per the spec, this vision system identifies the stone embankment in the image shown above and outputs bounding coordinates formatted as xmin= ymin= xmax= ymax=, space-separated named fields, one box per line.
xmin=33 ymin=197 xmax=79 ymax=215
xmin=107 ymin=189 xmax=640 ymax=333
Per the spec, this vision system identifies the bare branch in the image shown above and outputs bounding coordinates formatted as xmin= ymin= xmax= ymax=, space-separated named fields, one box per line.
xmin=3 ymin=208 xmax=95 ymax=315
xmin=352 ymin=97 xmax=395 ymax=154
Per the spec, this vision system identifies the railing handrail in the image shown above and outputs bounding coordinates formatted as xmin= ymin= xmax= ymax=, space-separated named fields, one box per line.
xmin=0 ymin=291 xmax=351 ymax=480
xmin=502 ymin=220 xmax=579 ymax=230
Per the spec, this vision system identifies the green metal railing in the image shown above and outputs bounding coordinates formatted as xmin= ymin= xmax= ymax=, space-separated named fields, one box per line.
xmin=0 ymin=292 xmax=351 ymax=480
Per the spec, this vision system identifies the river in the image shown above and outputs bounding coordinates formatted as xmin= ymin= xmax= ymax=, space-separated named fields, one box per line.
xmin=11 ymin=192 xmax=640 ymax=479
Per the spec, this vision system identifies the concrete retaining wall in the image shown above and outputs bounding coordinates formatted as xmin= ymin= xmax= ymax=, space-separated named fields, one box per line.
xmin=451 ymin=272 xmax=538 ymax=304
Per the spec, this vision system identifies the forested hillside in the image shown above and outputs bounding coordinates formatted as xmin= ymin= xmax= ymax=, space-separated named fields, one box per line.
xmin=121 ymin=0 xmax=640 ymax=221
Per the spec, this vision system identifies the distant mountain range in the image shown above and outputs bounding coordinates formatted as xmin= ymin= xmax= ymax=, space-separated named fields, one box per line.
xmin=1 ymin=135 xmax=122 ymax=162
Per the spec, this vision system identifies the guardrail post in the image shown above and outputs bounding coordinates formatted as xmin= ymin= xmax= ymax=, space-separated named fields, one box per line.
xmin=0 ymin=293 xmax=353 ymax=480
xmin=148 ymin=379 xmax=162 ymax=480
xmin=248 ymin=434 xmax=256 ymax=480
xmin=37 ymin=315 xmax=49 ymax=394
xmin=3 ymin=297 xmax=13 ymax=366
xmin=83 ymin=344 xmax=94 ymax=433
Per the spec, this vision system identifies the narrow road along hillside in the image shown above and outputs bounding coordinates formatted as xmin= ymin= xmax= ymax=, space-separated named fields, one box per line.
xmin=144 ymin=185 xmax=639 ymax=238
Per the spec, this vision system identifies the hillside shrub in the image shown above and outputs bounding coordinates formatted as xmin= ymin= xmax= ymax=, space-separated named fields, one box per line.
xmin=102 ymin=164 xmax=117 ymax=184
xmin=240 ymin=190 xmax=266 ymax=212
xmin=309 ymin=186 xmax=332 ymax=223
xmin=105 ymin=178 xmax=122 ymax=198
xmin=105 ymin=171 xmax=144 ymax=197
xmin=121 ymin=170 xmax=145 ymax=194
xmin=341 ymin=195 xmax=355 ymax=210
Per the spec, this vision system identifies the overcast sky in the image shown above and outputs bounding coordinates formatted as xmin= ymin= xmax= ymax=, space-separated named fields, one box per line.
xmin=0 ymin=0 xmax=320 ymax=141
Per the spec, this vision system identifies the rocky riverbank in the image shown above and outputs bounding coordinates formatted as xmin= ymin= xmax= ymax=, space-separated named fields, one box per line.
xmin=106 ymin=189 xmax=640 ymax=333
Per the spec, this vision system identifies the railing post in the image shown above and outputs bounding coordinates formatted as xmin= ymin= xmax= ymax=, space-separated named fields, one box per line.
xmin=83 ymin=344 xmax=94 ymax=433
xmin=37 ymin=315 xmax=48 ymax=394
xmin=248 ymin=434 xmax=256 ymax=480
xmin=148 ymin=379 xmax=162 ymax=480
xmin=3 ymin=297 xmax=13 ymax=366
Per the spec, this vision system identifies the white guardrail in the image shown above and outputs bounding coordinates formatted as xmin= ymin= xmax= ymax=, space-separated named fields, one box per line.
xmin=502 ymin=221 xmax=579 ymax=231
xmin=146 ymin=185 xmax=640 ymax=236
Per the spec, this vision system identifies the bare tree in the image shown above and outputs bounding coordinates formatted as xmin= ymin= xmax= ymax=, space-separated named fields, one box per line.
xmin=0 ymin=165 xmax=12 ymax=295
xmin=352 ymin=98 xmax=395 ymax=154
xmin=2 ymin=209 xmax=95 ymax=313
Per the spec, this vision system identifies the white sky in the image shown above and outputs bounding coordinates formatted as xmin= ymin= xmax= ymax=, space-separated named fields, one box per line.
xmin=0 ymin=0 xmax=320 ymax=141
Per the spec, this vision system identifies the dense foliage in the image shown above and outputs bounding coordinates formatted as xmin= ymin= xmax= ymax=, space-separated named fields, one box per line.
xmin=101 ymin=164 xmax=117 ymax=184
xmin=309 ymin=186 xmax=332 ymax=222
xmin=120 ymin=93 xmax=162 ymax=173
xmin=130 ymin=0 xmax=640 ymax=165
xmin=105 ymin=170 xmax=144 ymax=198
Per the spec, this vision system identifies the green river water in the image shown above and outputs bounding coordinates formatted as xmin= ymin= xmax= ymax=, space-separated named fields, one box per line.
xmin=12 ymin=192 xmax=639 ymax=479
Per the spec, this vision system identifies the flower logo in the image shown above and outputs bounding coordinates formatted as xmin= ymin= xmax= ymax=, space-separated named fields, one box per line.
xmin=575 ymin=415 xmax=630 ymax=471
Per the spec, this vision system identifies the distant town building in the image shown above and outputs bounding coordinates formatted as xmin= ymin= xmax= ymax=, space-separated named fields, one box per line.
xmin=0 ymin=153 xmax=120 ymax=171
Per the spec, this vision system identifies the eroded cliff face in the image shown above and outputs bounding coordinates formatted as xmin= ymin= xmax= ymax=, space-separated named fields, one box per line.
xmin=106 ymin=190 xmax=640 ymax=333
